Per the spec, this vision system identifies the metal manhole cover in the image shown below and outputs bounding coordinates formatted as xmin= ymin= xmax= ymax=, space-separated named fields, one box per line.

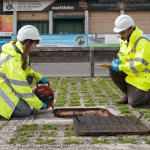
xmin=73 ymin=116 xmax=150 ymax=135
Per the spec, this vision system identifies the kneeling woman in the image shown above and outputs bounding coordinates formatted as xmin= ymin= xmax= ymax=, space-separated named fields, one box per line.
xmin=0 ymin=25 xmax=47 ymax=119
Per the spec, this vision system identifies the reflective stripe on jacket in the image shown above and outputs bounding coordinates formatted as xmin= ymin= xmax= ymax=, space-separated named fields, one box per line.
xmin=118 ymin=26 xmax=150 ymax=91
xmin=0 ymin=41 xmax=43 ymax=119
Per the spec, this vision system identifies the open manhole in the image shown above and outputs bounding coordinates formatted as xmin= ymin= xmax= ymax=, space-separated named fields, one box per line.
xmin=53 ymin=107 xmax=113 ymax=118
xmin=73 ymin=116 xmax=150 ymax=136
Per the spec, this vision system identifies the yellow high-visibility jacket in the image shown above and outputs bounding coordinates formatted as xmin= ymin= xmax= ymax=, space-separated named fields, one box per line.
xmin=118 ymin=26 xmax=150 ymax=92
xmin=0 ymin=41 xmax=43 ymax=119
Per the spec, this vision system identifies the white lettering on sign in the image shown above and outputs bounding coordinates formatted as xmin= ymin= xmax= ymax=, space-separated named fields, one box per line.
xmin=52 ymin=6 xmax=74 ymax=10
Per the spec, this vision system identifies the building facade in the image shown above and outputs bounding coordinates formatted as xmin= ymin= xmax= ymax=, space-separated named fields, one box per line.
xmin=0 ymin=0 xmax=150 ymax=63
xmin=1 ymin=0 xmax=150 ymax=36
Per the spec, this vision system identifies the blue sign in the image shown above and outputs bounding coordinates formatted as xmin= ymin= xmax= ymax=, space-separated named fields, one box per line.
xmin=11 ymin=35 xmax=17 ymax=41
xmin=40 ymin=34 xmax=88 ymax=47
xmin=146 ymin=34 xmax=150 ymax=41
xmin=11 ymin=34 xmax=88 ymax=47
xmin=0 ymin=39 xmax=11 ymax=53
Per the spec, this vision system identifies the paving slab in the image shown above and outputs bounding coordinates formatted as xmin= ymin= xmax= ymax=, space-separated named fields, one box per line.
xmin=0 ymin=107 xmax=150 ymax=150
xmin=1 ymin=77 xmax=150 ymax=149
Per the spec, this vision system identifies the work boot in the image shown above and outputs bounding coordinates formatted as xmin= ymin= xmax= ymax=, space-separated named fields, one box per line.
xmin=116 ymin=95 xmax=128 ymax=104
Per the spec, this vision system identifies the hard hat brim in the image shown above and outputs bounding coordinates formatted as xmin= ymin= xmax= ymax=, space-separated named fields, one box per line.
xmin=36 ymin=37 xmax=42 ymax=41
xmin=113 ymin=27 xmax=124 ymax=33
xmin=17 ymin=36 xmax=42 ymax=42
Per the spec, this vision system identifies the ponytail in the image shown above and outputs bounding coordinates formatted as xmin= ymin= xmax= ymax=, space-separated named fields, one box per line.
xmin=13 ymin=39 xmax=39 ymax=70
xmin=22 ymin=40 xmax=33 ymax=70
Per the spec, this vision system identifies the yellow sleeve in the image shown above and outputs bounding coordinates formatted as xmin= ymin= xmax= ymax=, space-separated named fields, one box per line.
xmin=28 ymin=68 xmax=43 ymax=82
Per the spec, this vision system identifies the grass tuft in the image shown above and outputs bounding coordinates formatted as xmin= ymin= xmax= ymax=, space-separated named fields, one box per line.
xmin=42 ymin=124 xmax=59 ymax=130
xmin=143 ymin=138 xmax=150 ymax=144
xmin=15 ymin=131 xmax=33 ymax=137
xmin=64 ymin=131 xmax=79 ymax=137
xmin=92 ymin=138 xmax=110 ymax=144
xmin=8 ymin=138 xmax=29 ymax=145
xmin=117 ymin=137 xmax=138 ymax=144
xmin=36 ymin=139 xmax=56 ymax=145
xmin=40 ymin=131 xmax=57 ymax=137
xmin=65 ymin=124 xmax=74 ymax=130
xmin=64 ymin=139 xmax=83 ymax=145
xmin=19 ymin=124 xmax=38 ymax=131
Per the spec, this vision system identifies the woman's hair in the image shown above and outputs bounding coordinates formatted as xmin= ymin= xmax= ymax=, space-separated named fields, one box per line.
xmin=13 ymin=38 xmax=39 ymax=70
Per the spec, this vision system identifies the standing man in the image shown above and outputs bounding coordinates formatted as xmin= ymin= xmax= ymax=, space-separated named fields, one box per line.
xmin=109 ymin=14 xmax=150 ymax=108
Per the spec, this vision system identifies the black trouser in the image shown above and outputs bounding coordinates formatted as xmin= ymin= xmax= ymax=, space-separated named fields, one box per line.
xmin=12 ymin=76 xmax=33 ymax=117
xmin=109 ymin=69 xmax=150 ymax=107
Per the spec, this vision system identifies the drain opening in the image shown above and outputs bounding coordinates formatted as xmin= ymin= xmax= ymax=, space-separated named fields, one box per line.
xmin=54 ymin=107 xmax=113 ymax=118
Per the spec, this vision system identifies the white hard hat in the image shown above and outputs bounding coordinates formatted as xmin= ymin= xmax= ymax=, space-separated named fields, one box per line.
xmin=17 ymin=25 xmax=42 ymax=41
xmin=113 ymin=15 xmax=135 ymax=33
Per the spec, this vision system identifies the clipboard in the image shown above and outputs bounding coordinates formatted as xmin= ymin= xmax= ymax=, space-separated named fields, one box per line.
xmin=97 ymin=64 xmax=112 ymax=68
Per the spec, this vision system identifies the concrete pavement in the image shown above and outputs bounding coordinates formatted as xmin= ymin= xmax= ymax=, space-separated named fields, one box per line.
xmin=1 ymin=64 xmax=150 ymax=149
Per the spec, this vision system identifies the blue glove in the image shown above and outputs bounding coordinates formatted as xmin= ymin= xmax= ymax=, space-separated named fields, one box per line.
xmin=109 ymin=64 xmax=119 ymax=72
xmin=112 ymin=59 xmax=122 ymax=65
xmin=40 ymin=77 xmax=47 ymax=84
xmin=41 ymin=102 xmax=47 ymax=110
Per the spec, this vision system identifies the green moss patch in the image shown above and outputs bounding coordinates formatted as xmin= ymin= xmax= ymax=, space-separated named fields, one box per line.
xmin=52 ymin=78 xmax=60 ymax=84
xmin=117 ymin=137 xmax=138 ymax=144
xmin=65 ymin=124 xmax=74 ymax=130
xmin=19 ymin=124 xmax=38 ymax=131
xmin=92 ymin=138 xmax=110 ymax=144
xmin=64 ymin=131 xmax=79 ymax=137
xmin=15 ymin=131 xmax=33 ymax=137
xmin=42 ymin=124 xmax=59 ymax=130
xmin=69 ymin=101 xmax=81 ymax=106
xmin=7 ymin=124 xmax=37 ymax=145
xmin=8 ymin=138 xmax=29 ymax=145
xmin=54 ymin=78 xmax=68 ymax=107
xmin=143 ymin=138 xmax=150 ymax=144
xmin=36 ymin=139 xmax=56 ymax=145
xmin=40 ymin=131 xmax=58 ymax=137
xmin=84 ymin=101 xmax=96 ymax=107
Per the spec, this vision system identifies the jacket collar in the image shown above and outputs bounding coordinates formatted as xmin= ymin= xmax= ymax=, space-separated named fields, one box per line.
xmin=119 ymin=26 xmax=143 ymax=44
xmin=129 ymin=26 xmax=143 ymax=43
xmin=15 ymin=41 xmax=23 ymax=54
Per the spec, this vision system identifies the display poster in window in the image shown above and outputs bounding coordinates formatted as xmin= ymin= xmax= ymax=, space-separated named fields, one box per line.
xmin=0 ymin=15 xmax=13 ymax=36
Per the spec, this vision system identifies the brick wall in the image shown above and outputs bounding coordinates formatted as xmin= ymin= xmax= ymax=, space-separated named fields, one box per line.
xmin=88 ymin=11 xmax=150 ymax=34
xmin=17 ymin=11 xmax=49 ymax=20
xmin=89 ymin=11 xmax=120 ymax=34
xmin=125 ymin=11 xmax=150 ymax=33
xmin=13 ymin=10 xmax=150 ymax=34
xmin=17 ymin=11 xmax=84 ymax=21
